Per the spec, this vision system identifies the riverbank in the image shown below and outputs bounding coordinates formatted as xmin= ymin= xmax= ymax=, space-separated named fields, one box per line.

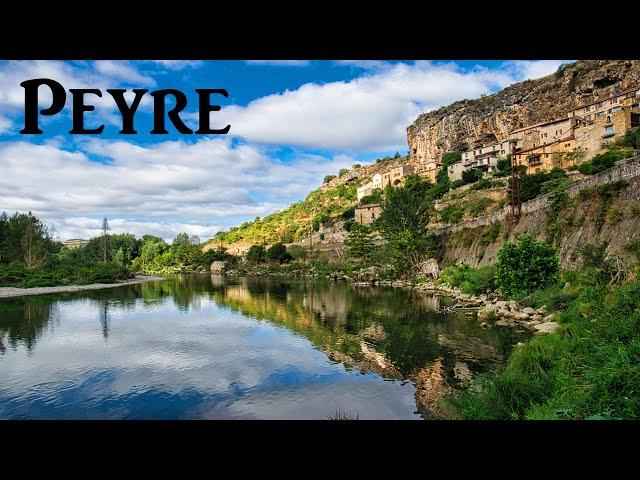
xmin=0 ymin=275 xmax=163 ymax=298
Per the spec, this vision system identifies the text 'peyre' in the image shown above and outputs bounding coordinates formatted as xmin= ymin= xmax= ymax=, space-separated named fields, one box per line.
xmin=19 ymin=78 xmax=231 ymax=135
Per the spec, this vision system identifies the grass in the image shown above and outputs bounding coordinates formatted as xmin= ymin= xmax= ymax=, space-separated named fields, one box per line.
xmin=446 ymin=274 xmax=640 ymax=419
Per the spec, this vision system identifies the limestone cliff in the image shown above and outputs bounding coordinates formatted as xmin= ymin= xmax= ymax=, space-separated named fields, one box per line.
xmin=407 ymin=60 xmax=640 ymax=169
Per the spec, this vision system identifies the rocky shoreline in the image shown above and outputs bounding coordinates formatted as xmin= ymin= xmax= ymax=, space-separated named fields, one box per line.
xmin=0 ymin=275 xmax=164 ymax=298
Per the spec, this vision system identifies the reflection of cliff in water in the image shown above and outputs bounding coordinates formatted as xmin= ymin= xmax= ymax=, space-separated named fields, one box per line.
xmin=206 ymin=276 xmax=521 ymax=380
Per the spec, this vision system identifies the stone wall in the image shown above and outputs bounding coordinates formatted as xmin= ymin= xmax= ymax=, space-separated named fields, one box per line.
xmin=435 ymin=156 xmax=640 ymax=269
xmin=432 ymin=155 xmax=640 ymax=236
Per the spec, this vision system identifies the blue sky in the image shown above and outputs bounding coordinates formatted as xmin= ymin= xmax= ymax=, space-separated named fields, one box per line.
xmin=0 ymin=59 xmax=569 ymax=240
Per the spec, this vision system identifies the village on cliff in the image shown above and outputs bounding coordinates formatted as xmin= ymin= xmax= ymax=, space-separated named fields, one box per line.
xmin=352 ymin=85 xmax=640 ymax=226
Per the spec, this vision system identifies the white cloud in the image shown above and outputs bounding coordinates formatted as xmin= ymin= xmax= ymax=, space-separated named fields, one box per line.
xmin=148 ymin=60 xmax=204 ymax=70
xmin=93 ymin=61 xmax=156 ymax=86
xmin=0 ymin=60 xmax=156 ymax=130
xmin=217 ymin=61 xmax=517 ymax=151
xmin=505 ymin=60 xmax=571 ymax=81
xmin=0 ymin=138 xmax=355 ymax=241
xmin=0 ymin=115 xmax=11 ymax=134
xmin=245 ymin=60 xmax=311 ymax=67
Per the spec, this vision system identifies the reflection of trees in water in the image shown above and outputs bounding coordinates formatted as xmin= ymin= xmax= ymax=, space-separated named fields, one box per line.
xmin=0 ymin=297 xmax=57 ymax=354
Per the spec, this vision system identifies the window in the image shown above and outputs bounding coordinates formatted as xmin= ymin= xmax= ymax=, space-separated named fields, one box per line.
xmin=611 ymin=106 xmax=621 ymax=113
xmin=603 ymin=125 xmax=614 ymax=137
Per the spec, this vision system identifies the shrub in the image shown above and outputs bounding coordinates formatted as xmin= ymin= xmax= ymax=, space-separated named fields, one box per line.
xmin=461 ymin=168 xmax=483 ymax=184
xmin=323 ymin=175 xmax=336 ymax=184
xmin=439 ymin=264 xmax=497 ymax=295
xmin=495 ymin=236 xmax=559 ymax=296
xmin=287 ymin=245 xmax=307 ymax=261
xmin=440 ymin=204 xmax=465 ymax=224
xmin=246 ymin=244 xmax=266 ymax=264
xmin=266 ymin=243 xmax=292 ymax=263
xmin=577 ymin=150 xmax=626 ymax=175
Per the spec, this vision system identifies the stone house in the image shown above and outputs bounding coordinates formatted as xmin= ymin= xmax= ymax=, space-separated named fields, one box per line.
xmin=574 ymin=106 xmax=640 ymax=161
xmin=354 ymin=204 xmax=381 ymax=226
xmin=568 ymin=86 xmax=640 ymax=123
xmin=357 ymin=182 xmax=374 ymax=200
xmin=509 ymin=117 xmax=577 ymax=152
xmin=513 ymin=136 xmax=577 ymax=174
xmin=452 ymin=139 xmax=514 ymax=181
xmin=447 ymin=161 xmax=466 ymax=182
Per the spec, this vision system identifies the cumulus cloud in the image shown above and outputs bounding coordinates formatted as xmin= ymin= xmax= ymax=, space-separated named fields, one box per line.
xmin=216 ymin=61 xmax=519 ymax=151
xmin=0 ymin=60 xmax=156 ymax=129
xmin=505 ymin=60 xmax=570 ymax=81
xmin=93 ymin=60 xmax=156 ymax=86
xmin=0 ymin=138 xmax=355 ymax=241
xmin=0 ymin=115 xmax=11 ymax=134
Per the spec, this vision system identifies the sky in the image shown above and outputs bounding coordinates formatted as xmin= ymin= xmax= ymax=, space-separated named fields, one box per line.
xmin=0 ymin=59 xmax=570 ymax=241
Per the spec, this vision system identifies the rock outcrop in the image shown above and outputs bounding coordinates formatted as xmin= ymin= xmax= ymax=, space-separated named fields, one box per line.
xmin=407 ymin=60 xmax=640 ymax=170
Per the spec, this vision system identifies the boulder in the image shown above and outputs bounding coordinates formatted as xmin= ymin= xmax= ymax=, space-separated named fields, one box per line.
xmin=522 ymin=307 xmax=535 ymax=316
xmin=210 ymin=261 xmax=228 ymax=274
xmin=352 ymin=266 xmax=381 ymax=283
xmin=533 ymin=321 xmax=560 ymax=335
xmin=416 ymin=259 xmax=440 ymax=280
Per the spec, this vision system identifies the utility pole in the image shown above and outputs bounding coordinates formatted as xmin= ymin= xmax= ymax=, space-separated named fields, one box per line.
xmin=101 ymin=216 xmax=110 ymax=263
xmin=509 ymin=140 xmax=521 ymax=225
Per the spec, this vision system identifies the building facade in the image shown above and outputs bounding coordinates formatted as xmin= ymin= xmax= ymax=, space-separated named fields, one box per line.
xmin=513 ymin=137 xmax=577 ymax=174
xmin=357 ymin=183 xmax=374 ymax=200
xmin=574 ymin=106 xmax=640 ymax=161
xmin=568 ymin=86 xmax=640 ymax=123
xmin=354 ymin=204 xmax=381 ymax=226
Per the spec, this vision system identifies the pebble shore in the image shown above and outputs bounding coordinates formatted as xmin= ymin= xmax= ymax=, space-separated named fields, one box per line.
xmin=0 ymin=275 xmax=163 ymax=298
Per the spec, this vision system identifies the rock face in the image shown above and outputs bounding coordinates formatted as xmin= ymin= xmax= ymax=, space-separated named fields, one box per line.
xmin=416 ymin=258 xmax=440 ymax=280
xmin=352 ymin=266 xmax=381 ymax=283
xmin=210 ymin=261 xmax=228 ymax=274
xmin=407 ymin=60 xmax=640 ymax=170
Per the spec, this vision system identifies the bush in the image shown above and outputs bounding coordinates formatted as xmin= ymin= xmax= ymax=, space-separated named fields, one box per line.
xmin=287 ymin=245 xmax=307 ymax=261
xmin=577 ymin=150 xmax=627 ymax=175
xmin=246 ymin=244 xmax=266 ymax=264
xmin=495 ymin=236 xmax=559 ymax=296
xmin=266 ymin=243 xmax=292 ymax=263
xmin=450 ymin=179 xmax=465 ymax=190
xmin=461 ymin=168 xmax=483 ymax=184
xmin=323 ymin=175 xmax=336 ymax=184
xmin=439 ymin=264 xmax=497 ymax=295
xmin=440 ymin=204 xmax=465 ymax=224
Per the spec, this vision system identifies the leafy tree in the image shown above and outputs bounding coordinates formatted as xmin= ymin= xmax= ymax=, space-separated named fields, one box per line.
xmin=287 ymin=245 xmax=307 ymax=261
xmin=344 ymin=223 xmax=374 ymax=261
xmin=338 ymin=168 xmax=350 ymax=177
xmin=441 ymin=151 xmax=462 ymax=167
xmin=377 ymin=184 xmax=431 ymax=239
xmin=323 ymin=175 xmax=336 ymax=184
xmin=266 ymin=243 xmax=292 ymax=264
xmin=495 ymin=236 xmax=559 ymax=296
xmin=247 ymin=244 xmax=266 ymax=264
xmin=462 ymin=168 xmax=483 ymax=184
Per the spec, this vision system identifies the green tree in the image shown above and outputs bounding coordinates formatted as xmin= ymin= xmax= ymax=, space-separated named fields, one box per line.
xmin=247 ymin=244 xmax=266 ymax=264
xmin=462 ymin=168 xmax=483 ymax=184
xmin=495 ymin=236 xmax=559 ymax=296
xmin=323 ymin=175 xmax=336 ymax=184
xmin=266 ymin=243 xmax=292 ymax=264
xmin=344 ymin=223 xmax=375 ymax=261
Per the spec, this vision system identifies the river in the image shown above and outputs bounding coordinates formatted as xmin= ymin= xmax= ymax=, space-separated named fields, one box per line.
xmin=0 ymin=274 xmax=528 ymax=419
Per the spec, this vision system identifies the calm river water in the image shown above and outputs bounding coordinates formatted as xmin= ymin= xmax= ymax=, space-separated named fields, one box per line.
xmin=0 ymin=275 xmax=527 ymax=419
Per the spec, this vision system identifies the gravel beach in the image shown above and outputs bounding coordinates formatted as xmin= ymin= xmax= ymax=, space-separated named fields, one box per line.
xmin=0 ymin=275 xmax=164 ymax=298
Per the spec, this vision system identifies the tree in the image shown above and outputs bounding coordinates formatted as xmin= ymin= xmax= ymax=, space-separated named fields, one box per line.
xmin=287 ymin=245 xmax=307 ymax=261
xmin=266 ymin=243 xmax=292 ymax=264
xmin=344 ymin=223 xmax=375 ymax=261
xmin=377 ymin=183 xmax=431 ymax=240
xmin=21 ymin=214 xmax=52 ymax=268
xmin=323 ymin=175 xmax=336 ymax=184
xmin=338 ymin=168 xmax=350 ymax=177
xmin=247 ymin=244 xmax=266 ymax=264
xmin=495 ymin=236 xmax=559 ymax=296
xmin=100 ymin=216 xmax=110 ymax=264
xmin=462 ymin=168 xmax=483 ymax=184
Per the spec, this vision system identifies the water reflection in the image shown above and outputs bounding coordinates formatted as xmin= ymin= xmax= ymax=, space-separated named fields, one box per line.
xmin=0 ymin=275 xmax=528 ymax=419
